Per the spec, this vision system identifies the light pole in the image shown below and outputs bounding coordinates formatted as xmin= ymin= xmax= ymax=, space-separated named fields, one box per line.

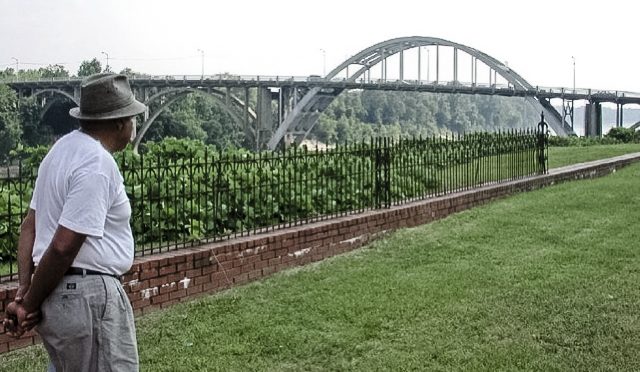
xmin=11 ymin=57 xmax=18 ymax=80
xmin=572 ymin=56 xmax=575 ymax=92
xmin=320 ymin=49 xmax=326 ymax=77
xmin=101 ymin=52 xmax=109 ymax=72
xmin=197 ymin=49 xmax=204 ymax=77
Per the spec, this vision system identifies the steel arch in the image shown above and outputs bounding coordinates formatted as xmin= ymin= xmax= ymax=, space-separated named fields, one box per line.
xmin=133 ymin=87 xmax=256 ymax=154
xmin=268 ymin=36 xmax=568 ymax=149
xmin=328 ymin=36 xmax=533 ymax=89
xmin=32 ymin=89 xmax=78 ymax=105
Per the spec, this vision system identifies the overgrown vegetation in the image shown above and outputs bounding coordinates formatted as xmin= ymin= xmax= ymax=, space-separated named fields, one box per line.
xmin=0 ymin=130 xmax=541 ymax=262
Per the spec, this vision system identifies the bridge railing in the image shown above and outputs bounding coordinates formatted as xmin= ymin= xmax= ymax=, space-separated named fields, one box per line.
xmin=0 ymin=129 xmax=547 ymax=282
xmin=4 ymin=75 xmax=640 ymax=101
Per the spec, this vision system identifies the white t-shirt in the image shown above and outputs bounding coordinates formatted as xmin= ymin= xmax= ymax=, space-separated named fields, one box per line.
xmin=30 ymin=130 xmax=134 ymax=276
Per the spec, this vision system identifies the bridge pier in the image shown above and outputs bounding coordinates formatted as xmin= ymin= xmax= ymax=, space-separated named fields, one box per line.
xmin=256 ymin=87 xmax=273 ymax=151
xmin=615 ymin=103 xmax=624 ymax=128
xmin=584 ymin=102 xmax=602 ymax=137
xmin=561 ymin=98 xmax=574 ymax=131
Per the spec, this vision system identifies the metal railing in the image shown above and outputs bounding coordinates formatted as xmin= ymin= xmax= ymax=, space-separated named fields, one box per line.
xmin=0 ymin=127 xmax=547 ymax=282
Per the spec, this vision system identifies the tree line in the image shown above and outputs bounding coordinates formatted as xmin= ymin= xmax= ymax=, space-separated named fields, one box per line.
xmin=0 ymin=60 xmax=542 ymax=161
xmin=313 ymin=90 xmax=539 ymax=145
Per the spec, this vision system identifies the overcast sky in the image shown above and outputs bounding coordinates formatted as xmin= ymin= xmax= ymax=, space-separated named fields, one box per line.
xmin=2 ymin=0 xmax=639 ymax=94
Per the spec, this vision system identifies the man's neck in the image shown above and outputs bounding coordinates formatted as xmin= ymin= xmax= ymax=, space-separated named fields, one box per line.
xmin=79 ymin=128 xmax=118 ymax=153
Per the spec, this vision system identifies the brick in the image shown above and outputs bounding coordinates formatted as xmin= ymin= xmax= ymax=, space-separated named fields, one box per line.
xmin=187 ymin=284 xmax=204 ymax=297
xmin=121 ymin=272 xmax=139 ymax=283
xmin=131 ymin=298 xmax=151 ymax=310
xmin=151 ymin=293 xmax=169 ymax=305
xmin=232 ymin=259 xmax=244 ymax=268
xmin=159 ymin=283 xmax=177 ymax=295
xmin=194 ymin=258 xmax=210 ymax=269
xmin=0 ymin=333 xmax=13 ymax=344
xmin=248 ymin=270 xmax=262 ymax=280
xmin=212 ymin=271 xmax=229 ymax=283
xmin=176 ymin=261 xmax=195 ymax=271
xmin=170 ymin=254 xmax=187 ymax=264
xmin=202 ymin=265 xmax=218 ymax=275
xmin=167 ymin=273 xmax=184 ymax=284
xmin=140 ymin=268 xmax=159 ymax=280
xmin=241 ymin=263 xmax=254 ymax=273
xmin=282 ymin=239 xmax=294 ymax=248
xmin=194 ymin=275 xmax=212 ymax=286
xmin=244 ymin=254 xmax=261 ymax=264
xmin=260 ymin=250 xmax=275 ymax=260
xmin=202 ymin=281 xmax=222 ymax=293
xmin=219 ymin=261 xmax=234 ymax=271
xmin=169 ymin=289 xmax=187 ymax=300
xmin=233 ymin=273 xmax=249 ymax=285
xmin=9 ymin=337 xmax=34 ymax=351
xmin=225 ymin=267 xmax=241 ymax=277
xmin=275 ymin=248 xmax=288 ymax=257
xmin=254 ymin=260 xmax=268 ymax=270
xmin=149 ymin=277 xmax=167 ymax=288
xmin=186 ymin=268 xmax=202 ymax=278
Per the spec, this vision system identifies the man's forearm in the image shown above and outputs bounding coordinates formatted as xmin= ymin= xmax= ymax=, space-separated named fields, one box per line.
xmin=21 ymin=225 xmax=86 ymax=314
xmin=17 ymin=209 xmax=36 ymax=291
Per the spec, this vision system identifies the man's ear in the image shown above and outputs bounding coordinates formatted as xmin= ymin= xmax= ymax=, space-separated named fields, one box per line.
xmin=117 ymin=118 xmax=127 ymax=131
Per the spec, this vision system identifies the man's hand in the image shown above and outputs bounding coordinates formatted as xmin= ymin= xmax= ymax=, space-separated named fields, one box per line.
xmin=3 ymin=298 xmax=41 ymax=338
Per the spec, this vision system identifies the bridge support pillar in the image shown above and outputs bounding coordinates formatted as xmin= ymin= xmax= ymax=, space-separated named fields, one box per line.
xmin=256 ymin=86 xmax=273 ymax=151
xmin=74 ymin=86 xmax=81 ymax=104
xmin=616 ymin=103 xmax=624 ymax=127
xmin=584 ymin=102 xmax=602 ymax=137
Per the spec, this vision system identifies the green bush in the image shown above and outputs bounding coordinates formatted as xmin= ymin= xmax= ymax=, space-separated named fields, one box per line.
xmin=605 ymin=127 xmax=637 ymax=143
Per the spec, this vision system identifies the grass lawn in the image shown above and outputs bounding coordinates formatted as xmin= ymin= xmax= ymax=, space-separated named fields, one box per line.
xmin=548 ymin=143 xmax=640 ymax=169
xmin=3 ymin=145 xmax=640 ymax=371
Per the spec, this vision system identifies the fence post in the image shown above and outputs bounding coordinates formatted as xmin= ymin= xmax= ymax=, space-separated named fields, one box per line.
xmin=537 ymin=112 xmax=549 ymax=174
xmin=374 ymin=137 xmax=391 ymax=209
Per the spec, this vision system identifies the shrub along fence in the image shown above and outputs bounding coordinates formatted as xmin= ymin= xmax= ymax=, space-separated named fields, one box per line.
xmin=0 ymin=126 xmax=548 ymax=282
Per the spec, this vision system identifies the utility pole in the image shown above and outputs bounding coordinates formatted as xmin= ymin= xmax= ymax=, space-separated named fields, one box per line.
xmin=102 ymin=52 xmax=109 ymax=72
xmin=572 ymin=56 xmax=575 ymax=92
xmin=197 ymin=49 xmax=204 ymax=78
xmin=11 ymin=57 xmax=18 ymax=80
xmin=320 ymin=49 xmax=326 ymax=77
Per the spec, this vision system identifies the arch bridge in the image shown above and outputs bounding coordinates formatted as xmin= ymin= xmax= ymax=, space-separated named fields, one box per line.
xmin=6 ymin=37 xmax=640 ymax=151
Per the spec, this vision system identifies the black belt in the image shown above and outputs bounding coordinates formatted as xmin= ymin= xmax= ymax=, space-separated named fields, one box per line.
xmin=65 ymin=267 xmax=120 ymax=279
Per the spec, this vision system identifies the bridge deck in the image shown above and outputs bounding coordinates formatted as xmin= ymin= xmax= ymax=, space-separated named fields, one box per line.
xmin=6 ymin=75 xmax=640 ymax=105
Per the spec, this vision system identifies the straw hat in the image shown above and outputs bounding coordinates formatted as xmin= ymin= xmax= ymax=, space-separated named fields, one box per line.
xmin=69 ymin=73 xmax=147 ymax=120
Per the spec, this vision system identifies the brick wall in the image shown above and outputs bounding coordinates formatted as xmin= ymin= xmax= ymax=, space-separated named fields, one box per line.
xmin=1 ymin=153 xmax=639 ymax=354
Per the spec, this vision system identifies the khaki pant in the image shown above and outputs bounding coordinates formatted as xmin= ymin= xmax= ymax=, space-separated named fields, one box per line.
xmin=37 ymin=274 xmax=138 ymax=372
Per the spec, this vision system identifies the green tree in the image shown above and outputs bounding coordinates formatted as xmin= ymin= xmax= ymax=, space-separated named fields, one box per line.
xmin=120 ymin=67 xmax=150 ymax=78
xmin=77 ymin=58 xmax=102 ymax=77
xmin=0 ymin=84 xmax=23 ymax=160
xmin=20 ymin=96 xmax=54 ymax=146
xmin=0 ymin=68 xmax=18 ymax=81
xmin=39 ymin=64 xmax=70 ymax=78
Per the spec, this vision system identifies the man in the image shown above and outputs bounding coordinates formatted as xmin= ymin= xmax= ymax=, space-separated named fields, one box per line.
xmin=3 ymin=73 xmax=146 ymax=371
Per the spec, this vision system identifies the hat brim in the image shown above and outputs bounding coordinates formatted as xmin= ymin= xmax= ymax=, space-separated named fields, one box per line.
xmin=69 ymin=99 xmax=147 ymax=120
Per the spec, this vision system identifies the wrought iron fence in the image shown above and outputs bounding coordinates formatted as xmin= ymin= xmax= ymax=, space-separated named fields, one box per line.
xmin=0 ymin=126 xmax=547 ymax=282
